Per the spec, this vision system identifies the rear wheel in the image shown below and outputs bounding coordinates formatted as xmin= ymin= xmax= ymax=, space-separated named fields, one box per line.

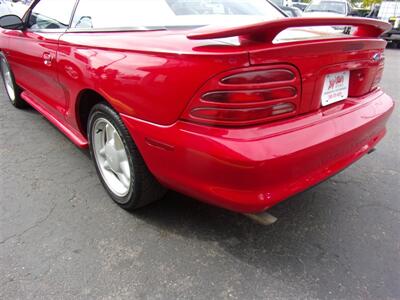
xmin=88 ymin=103 xmax=166 ymax=211
xmin=0 ymin=53 xmax=26 ymax=108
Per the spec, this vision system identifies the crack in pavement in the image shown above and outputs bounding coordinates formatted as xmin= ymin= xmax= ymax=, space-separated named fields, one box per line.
xmin=0 ymin=203 xmax=57 ymax=246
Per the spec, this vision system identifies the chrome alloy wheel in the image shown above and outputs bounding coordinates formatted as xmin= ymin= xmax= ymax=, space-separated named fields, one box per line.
xmin=1 ymin=58 xmax=16 ymax=102
xmin=92 ymin=118 xmax=132 ymax=199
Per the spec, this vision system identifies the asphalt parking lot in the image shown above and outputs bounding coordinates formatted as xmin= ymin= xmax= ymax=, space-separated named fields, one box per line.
xmin=0 ymin=49 xmax=399 ymax=300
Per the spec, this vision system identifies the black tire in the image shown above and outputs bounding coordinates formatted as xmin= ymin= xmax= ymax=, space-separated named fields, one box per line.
xmin=0 ymin=52 xmax=26 ymax=109
xmin=88 ymin=103 xmax=166 ymax=211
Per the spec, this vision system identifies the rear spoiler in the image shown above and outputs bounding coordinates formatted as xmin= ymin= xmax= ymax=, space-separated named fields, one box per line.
xmin=187 ymin=17 xmax=392 ymax=42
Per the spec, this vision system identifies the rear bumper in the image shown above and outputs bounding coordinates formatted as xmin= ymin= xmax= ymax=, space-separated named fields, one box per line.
xmin=121 ymin=90 xmax=394 ymax=213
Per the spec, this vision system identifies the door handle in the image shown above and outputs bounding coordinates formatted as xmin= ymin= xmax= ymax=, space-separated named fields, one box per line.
xmin=42 ymin=52 xmax=53 ymax=66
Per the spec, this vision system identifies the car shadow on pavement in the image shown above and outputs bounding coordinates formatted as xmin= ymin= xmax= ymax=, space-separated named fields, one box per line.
xmin=132 ymin=187 xmax=341 ymax=286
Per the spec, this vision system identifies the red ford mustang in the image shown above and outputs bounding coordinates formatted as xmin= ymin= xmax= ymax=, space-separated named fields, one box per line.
xmin=0 ymin=0 xmax=394 ymax=216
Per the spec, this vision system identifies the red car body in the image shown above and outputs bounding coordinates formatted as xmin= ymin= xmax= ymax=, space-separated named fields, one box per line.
xmin=0 ymin=11 xmax=394 ymax=213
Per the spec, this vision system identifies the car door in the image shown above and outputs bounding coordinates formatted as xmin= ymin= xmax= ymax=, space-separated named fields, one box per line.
xmin=5 ymin=0 xmax=77 ymax=119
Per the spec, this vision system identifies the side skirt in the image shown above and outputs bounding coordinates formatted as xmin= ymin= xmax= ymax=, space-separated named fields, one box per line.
xmin=21 ymin=91 xmax=89 ymax=148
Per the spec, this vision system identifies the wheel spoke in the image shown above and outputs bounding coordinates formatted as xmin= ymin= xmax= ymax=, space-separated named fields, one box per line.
xmin=120 ymin=160 xmax=130 ymax=180
xmin=99 ymin=146 xmax=106 ymax=157
xmin=105 ymin=124 xmax=115 ymax=143
xmin=116 ymin=148 xmax=128 ymax=163
xmin=103 ymin=160 xmax=111 ymax=171
xmin=113 ymin=131 xmax=125 ymax=151
xmin=116 ymin=172 xmax=130 ymax=189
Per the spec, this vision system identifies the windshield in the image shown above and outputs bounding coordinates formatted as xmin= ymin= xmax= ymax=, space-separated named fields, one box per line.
xmin=305 ymin=1 xmax=346 ymax=14
xmin=268 ymin=0 xmax=284 ymax=6
xmin=71 ymin=0 xmax=284 ymax=30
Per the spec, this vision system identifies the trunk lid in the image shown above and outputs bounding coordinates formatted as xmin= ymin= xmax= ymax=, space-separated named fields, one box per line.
xmin=188 ymin=17 xmax=390 ymax=116
xmin=248 ymin=36 xmax=386 ymax=114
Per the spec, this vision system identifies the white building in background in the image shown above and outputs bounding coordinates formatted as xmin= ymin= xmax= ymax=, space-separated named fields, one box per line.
xmin=0 ymin=0 xmax=29 ymax=18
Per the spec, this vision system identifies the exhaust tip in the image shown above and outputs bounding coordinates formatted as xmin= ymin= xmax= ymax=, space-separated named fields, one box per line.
xmin=244 ymin=212 xmax=278 ymax=226
xmin=368 ymin=148 xmax=377 ymax=154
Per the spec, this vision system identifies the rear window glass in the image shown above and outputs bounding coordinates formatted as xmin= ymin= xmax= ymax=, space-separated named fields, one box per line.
xmin=71 ymin=0 xmax=284 ymax=30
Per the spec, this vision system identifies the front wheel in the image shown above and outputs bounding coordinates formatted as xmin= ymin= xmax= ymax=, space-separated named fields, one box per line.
xmin=0 ymin=53 xmax=26 ymax=109
xmin=88 ymin=103 xmax=166 ymax=211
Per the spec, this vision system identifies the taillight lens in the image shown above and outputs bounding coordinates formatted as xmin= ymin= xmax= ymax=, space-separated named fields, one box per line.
xmin=371 ymin=53 xmax=385 ymax=91
xmin=221 ymin=69 xmax=295 ymax=85
xmin=371 ymin=66 xmax=384 ymax=91
xmin=182 ymin=66 xmax=301 ymax=127
xmin=202 ymin=87 xmax=297 ymax=104
xmin=191 ymin=103 xmax=295 ymax=122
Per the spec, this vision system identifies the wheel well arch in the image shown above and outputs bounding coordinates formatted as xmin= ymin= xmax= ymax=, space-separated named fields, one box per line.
xmin=76 ymin=89 xmax=113 ymax=136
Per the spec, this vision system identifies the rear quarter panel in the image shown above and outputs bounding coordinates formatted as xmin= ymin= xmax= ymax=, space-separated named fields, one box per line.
xmin=57 ymin=31 xmax=250 ymax=127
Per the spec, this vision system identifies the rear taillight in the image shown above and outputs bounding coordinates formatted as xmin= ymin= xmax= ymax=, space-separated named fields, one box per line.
xmin=348 ymin=52 xmax=385 ymax=97
xmin=181 ymin=65 xmax=301 ymax=127
xmin=371 ymin=53 xmax=385 ymax=91
xmin=371 ymin=66 xmax=384 ymax=91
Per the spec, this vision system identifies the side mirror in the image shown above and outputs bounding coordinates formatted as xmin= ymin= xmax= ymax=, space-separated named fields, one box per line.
xmin=0 ymin=15 xmax=24 ymax=30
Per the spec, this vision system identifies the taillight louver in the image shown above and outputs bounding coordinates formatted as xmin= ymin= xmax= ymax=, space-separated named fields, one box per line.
xmin=201 ymin=87 xmax=297 ymax=105
xmin=182 ymin=65 xmax=301 ymax=127
xmin=190 ymin=103 xmax=296 ymax=122
xmin=221 ymin=69 xmax=295 ymax=85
